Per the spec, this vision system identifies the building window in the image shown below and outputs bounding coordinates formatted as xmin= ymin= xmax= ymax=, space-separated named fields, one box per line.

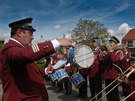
xmin=128 ymin=40 xmax=133 ymax=47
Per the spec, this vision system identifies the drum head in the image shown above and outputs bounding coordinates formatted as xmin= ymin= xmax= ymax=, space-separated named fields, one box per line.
xmin=53 ymin=60 xmax=67 ymax=70
xmin=74 ymin=44 xmax=94 ymax=68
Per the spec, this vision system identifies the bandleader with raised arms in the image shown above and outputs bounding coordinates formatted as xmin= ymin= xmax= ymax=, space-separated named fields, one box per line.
xmin=0 ymin=18 xmax=73 ymax=101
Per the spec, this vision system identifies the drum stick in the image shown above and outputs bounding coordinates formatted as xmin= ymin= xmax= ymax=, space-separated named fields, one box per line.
xmin=76 ymin=56 xmax=94 ymax=63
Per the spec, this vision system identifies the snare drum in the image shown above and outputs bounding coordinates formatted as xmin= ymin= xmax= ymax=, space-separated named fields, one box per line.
xmin=68 ymin=44 xmax=94 ymax=68
xmin=50 ymin=73 xmax=58 ymax=81
xmin=70 ymin=72 xmax=86 ymax=88
xmin=56 ymin=69 xmax=69 ymax=83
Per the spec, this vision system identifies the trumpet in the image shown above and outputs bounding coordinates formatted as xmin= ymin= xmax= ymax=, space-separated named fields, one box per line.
xmin=99 ymin=45 xmax=108 ymax=58
xmin=90 ymin=64 xmax=135 ymax=101
xmin=109 ymin=44 xmax=128 ymax=52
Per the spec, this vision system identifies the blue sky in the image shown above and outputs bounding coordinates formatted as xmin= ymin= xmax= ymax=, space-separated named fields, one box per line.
xmin=0 ymin=0 xmax=135 ymax=44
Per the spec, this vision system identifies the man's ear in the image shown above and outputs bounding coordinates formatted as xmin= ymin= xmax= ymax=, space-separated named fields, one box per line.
xmin=16 ymin=28 xmax=22 ymax=37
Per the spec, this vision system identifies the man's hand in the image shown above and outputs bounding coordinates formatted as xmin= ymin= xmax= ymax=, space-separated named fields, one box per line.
xmin=58 ymin=38 xmax=73 ymax=47
xmin=47 ymin=66 xmax=55 ymax=74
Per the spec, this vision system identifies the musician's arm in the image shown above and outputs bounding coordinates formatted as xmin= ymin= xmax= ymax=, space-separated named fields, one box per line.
xmin=109 ymin=50 xmax=123 ymax=63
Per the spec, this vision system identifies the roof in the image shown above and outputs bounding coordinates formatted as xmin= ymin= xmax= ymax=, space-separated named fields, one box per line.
xmin=123 ymin=29 xmax=135 ymax=40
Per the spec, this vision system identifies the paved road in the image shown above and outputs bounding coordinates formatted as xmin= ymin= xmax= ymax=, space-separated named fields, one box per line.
xmin=0 ymin=80 xmax=101 ymax=101
xmin=46 ymin=80 xmax=91 ymax=101
xmin=0 ymin=84 xmax=2 ymax=101
xmin=0 ymin=80 xmax=125 ymax=101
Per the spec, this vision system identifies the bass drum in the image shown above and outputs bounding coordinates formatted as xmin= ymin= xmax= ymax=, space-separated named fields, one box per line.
xmin=68 ymin=44 xmax=94 ymax=68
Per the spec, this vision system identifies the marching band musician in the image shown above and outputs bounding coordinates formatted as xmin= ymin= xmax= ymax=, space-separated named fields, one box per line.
xmin=89 ymin=37 xmax=103 ymax=101
xmin=63 ymin=48 xmax=74 ymax=95
xmin=122 ymin=57 xmax=135 ymax=101
xmin=120 ymin=44 xmax=131 ymax=97
xmin=125 ymin=69 xmax=135 ymax=101
xmin=48 ymin=53 xmax=57 ymax=86
xmin=45 ymin=53 xmax=59 ymax=86
xmin=102 ymin=36 xmax=123 ymax=101
xmin=0 ymin=18 xmax=73 ymax=101
xmin=64 ymin=63 xmax=74 ymax=95
xmin=77 ymin=68 xmax=89 ymax=99
xmin=43 ymin=55 xmax=52 ymax=82
xmin=121 ymin=45 xmax=131 ymax=72
xmin=63 ymin=48 xmax=88 ymax=98
xmin=54 ymin=53 xmax=65 ymax=91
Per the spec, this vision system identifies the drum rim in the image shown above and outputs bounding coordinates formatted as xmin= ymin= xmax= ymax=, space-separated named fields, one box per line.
xmin=69 ymin=72 xmax=79 ymax=79
xmin=75 ymin=80 xmax=86 ymax=88
xmin=56 ymin=69 xmax=69 ymax=80
xmin=58 ymin=76 xmax=69 ymax=82
xmin=68 ymin=47 xmax=80 ymax=68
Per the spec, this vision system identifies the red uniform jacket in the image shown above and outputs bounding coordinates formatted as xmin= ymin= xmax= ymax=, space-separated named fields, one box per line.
xmin=128 ymin=74 xmax=135 ymax=99
xmin=0 ymin=50 xmax=2 ymax=78
xmin=0 ymin=40 xmax=55 ymax=101
xmin=102 ymin=50 xmax=123 ymax=79
xmin=79 ymin=68 xmax=89 ymax=77
xmin=121 ymin=52 xmax=131 ymax=72
xmin=89 ymin=46 xmax=101 ymax=78
xmin=89 ymin=59 xmax=100 ymax=78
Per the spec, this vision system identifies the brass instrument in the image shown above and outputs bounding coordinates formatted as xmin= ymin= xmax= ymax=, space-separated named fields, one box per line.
xmin=99 ymin=45 xmax=108 ymax=57
xmin=121 ymin=66 xmax=135 ymax=101
xmin=89 ymin=64 xmax=135 ymax=101
xmin=118 ymin=67 xmax=135 ymax=83
xmin=122 ymin=90 xmax=135 ymax=101
xmin=109 ymin=44 xmax=128 ymax=52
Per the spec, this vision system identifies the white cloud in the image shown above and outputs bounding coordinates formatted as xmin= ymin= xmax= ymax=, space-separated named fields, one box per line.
xmin=115 ymin=1 xmax=131 ymax=12
xmin=54 ymin=25 xmax=61 ymax=29
xmin=64 ymin=34 xmax=72 ymax=39
xmin=108 ymin=23 xmax=132 ymax=36
xmin=107 ymin=29 xmax=115 ymax=35
xmin=107 ymin=23 xmax=132 ymax=44
xmin=117 ymin=23 xmax=132 ymax=35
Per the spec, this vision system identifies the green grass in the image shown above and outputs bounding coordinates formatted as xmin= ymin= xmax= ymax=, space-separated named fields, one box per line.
xmin=36 ymin=62 xmax=45 ymax=68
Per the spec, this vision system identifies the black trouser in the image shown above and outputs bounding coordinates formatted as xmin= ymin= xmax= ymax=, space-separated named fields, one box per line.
xmin=105 ymin=79 xmax=120 ymax=101
xmin=121 ymin=82 xmax=129 ymax=97
xmin=89 ymin=77 xmax=102 ymax=101
xmin=64 ymin=79 xmax=72 ymax=93
xmin=57 ymin=81 xmax=63 ymax=90
xmin=78 ymin=74 xmax=88 ymax=97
